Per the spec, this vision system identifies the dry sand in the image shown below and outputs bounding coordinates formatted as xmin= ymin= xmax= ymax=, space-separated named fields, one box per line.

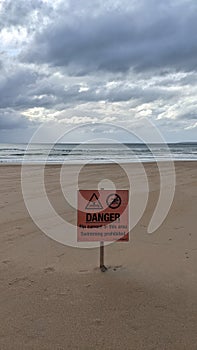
xmin=0 ymin=162 xmax=197 ymax=349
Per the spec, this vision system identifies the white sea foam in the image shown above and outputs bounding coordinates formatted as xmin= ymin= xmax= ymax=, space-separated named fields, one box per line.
xmin=0 ymin=143 xmax=197 ymax=164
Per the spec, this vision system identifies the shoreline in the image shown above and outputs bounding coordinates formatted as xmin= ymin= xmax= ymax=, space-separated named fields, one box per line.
xmin=0 ymin=159 xmax=197 ymax=166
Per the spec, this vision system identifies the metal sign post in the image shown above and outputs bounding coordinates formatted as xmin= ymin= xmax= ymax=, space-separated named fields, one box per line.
xmin=100 ymin=241 xmax=107 ymax=272
xmin=99 ymin=188 xmax=107 ymax=272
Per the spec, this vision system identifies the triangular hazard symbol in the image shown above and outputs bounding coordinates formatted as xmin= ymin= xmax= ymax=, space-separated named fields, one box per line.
xmin=85 ymin=193 xmax=103 ymax=210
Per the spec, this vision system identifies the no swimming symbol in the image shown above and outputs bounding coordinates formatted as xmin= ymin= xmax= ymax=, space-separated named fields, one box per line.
xmin=106 ymin=193 xmax=121 ymax=209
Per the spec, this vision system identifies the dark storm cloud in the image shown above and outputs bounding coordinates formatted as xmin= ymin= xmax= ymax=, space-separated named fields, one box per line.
xmin=0 ymin=109 xmax=38 ymax=130
xmin=0 ymin=67 xmax=39 ymax=109
xmin=75 ymin=84 xmax=176 ymax=104
xmin=178 ymin=112 xmax=197 ymax=121
xmin=0 ymin=63 xmax=177 ymax=112
xmin=1 ymin=24 xmax=179 ymax=114
xmin=23 ymin=0 xmax=197 ymax=74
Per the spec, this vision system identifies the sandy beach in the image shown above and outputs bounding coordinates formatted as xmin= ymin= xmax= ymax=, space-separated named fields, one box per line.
xmin=0 ymin=162 xmax=197 ymax=349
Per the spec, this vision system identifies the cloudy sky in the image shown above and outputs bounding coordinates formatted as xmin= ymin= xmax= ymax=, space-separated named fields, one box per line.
xmin=0 ymin=0 xmax=197 ymax=143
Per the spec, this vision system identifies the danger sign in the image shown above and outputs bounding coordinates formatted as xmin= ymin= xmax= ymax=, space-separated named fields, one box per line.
xmin=77 ymin=190 xmax=129 ymax=242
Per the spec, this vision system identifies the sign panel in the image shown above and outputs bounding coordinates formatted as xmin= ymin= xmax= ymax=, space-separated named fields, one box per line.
xmin=77 ymin=190 xmax=129 ymax=242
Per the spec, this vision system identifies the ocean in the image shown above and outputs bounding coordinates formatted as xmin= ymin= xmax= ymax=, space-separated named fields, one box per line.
xmin=0 ymin=143 xmax=197 ymax=164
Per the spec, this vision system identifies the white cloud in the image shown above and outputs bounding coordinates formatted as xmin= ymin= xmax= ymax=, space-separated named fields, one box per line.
xmin=185 ymin=122 xmax=197 ymax=130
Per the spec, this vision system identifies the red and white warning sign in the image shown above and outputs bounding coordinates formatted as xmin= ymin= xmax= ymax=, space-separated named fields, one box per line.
xmin=77 ymin=190 xmax=129 ymax=242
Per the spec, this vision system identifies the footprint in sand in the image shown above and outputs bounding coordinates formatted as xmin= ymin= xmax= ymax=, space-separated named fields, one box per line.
xmin=93 ymin=318 xmax=102 ymax=326
xmin=105 ymin=265 xmax=123 ymax=271
xmin=1 ymin=260 xmax=11 ymax=265
xmin=9 ymin=276 xmax=34 ymax=286
xmin=78 ymin=269 xmax=89 ymax=274
xmin=113 ymin=265 xmax=123 ymax=271
xmin=44 ymin=266 xmax=55 ymax=273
